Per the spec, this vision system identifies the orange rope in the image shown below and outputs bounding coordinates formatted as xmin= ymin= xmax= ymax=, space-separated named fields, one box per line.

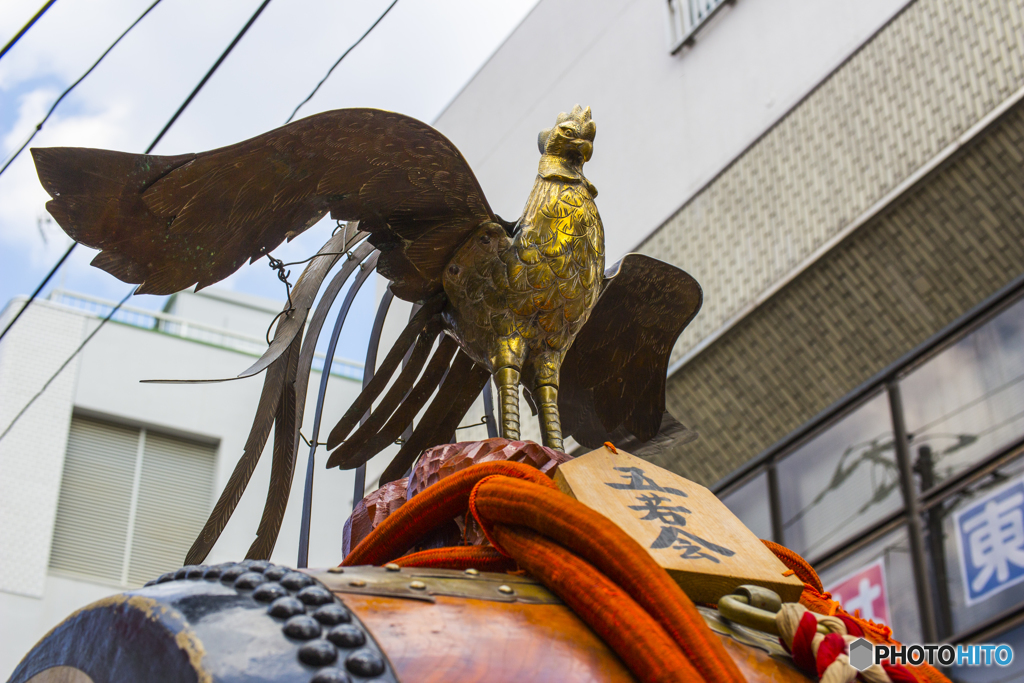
xmin=469 ymin=476 xmax=745 ymax=683
xmin=392 ymin=545 xmax=515 ymax=572
xmin=491 ymin=524 xmax=703 ymax=683
xmin=343 ymin=460 xmax=554 ymax=566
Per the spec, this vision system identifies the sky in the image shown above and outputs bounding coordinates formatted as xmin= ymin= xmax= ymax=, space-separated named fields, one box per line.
xmin=0 ymin=0 xmax=539 ymax=360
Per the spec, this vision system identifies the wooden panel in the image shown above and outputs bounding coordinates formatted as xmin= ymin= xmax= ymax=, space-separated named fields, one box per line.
xmin=554 ymin=445 xmax=804 ymax=604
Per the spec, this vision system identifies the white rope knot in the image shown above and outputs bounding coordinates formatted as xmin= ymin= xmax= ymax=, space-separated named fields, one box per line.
xmin=776 ymin=603 xmax=896 ymax=683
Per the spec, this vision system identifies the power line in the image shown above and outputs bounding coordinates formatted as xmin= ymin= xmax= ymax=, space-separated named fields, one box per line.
xmin=285 ymin=0 xmax=399 ymax=124
xmin=0 ymin=0 xmax=165 ymax=180
xmin=0 ymin=0 xmax=58 ymax=63
xmin=0 ymin=288 xmax=133 ymax=445
xmin=0 ymin=0 xmax=274 ymax=346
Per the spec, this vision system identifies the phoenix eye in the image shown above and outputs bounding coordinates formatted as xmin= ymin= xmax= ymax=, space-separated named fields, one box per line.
xmin=562 ymin=128 xmax=576 ymax=138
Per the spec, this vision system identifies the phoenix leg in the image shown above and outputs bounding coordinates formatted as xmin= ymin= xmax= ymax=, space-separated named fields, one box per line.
xmin=533 ymin=384 xmax=564 ymax=452
xmin=494 ymin=366 xmax=521 ymax=441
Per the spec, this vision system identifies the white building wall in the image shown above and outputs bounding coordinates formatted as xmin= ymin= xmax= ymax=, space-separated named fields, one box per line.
xmin=0 ymin=293 xmax=366 ymax=679
xmin=0 ymin=302 xmax=84 ymax=599
xmin=432 ymin=0 xmax=911 ymax=281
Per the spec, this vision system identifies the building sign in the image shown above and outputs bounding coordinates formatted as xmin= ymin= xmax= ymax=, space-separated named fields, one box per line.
xmin=826 ymin=557 xmax=890 ymax=625
xmin=954 ymin=476 xmax=1024 ymax=606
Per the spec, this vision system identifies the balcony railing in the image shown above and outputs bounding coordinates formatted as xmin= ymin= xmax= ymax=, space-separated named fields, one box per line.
xmin=44 ymin=289 xmax=363 ymax=380
xmin=666 ymin=0 xmax=732 ymax=54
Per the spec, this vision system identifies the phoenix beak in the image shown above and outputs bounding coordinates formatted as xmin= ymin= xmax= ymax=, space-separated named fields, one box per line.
xmin=574 ymin=139 xmax=593 ymax=162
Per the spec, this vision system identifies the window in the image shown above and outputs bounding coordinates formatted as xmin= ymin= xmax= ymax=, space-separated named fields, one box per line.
xmin=776 ymin=391 xmax=901 ymax=559
xmin=901 ymin=297 xmax=1024 ymax=492
xmin=720 ymin=469 xmax=772 ymax=541
xmin=49 ymin=415 xmax=217 ymax=586
xmin=666 ymin=0 xmax=732 ymax=53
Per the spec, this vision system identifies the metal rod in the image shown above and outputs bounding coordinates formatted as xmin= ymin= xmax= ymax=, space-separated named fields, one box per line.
xmin=887 ymin=380 xmax=938 ymax=642
xmin=297 ymin=252 xmax=378 ymax=567
xmin=767 ymin=462 xmax=784 ymax=544
xmin=482 ymin=378 xmax=498 ymax=438
xmin=353 ymin=287 xmax=395 ymax=509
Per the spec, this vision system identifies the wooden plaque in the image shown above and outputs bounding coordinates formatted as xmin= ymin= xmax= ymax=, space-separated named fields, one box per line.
xmin=554 ymin=445 xmax=804 ymax=604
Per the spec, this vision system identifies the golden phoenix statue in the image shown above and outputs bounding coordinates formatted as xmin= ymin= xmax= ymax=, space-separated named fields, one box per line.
xmin=32 ymin=106 xmax=702 ymax=559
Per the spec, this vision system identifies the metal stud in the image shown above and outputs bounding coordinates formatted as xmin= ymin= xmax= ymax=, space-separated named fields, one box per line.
xmin=345 ymin=649 xmax=386 ymax=677
xmin=281 ymin=572 xmax=315 ymax=591
xmin=498 ymin=585 xmax=514 ymax=595
xmin=263 ymin=565 xmax=288 ymax=581
xmin=383 ymin=563 xmax=400 ymax=572
xmin=326 ymin=624 xmax=366 ymax=648
xmin=283 ymin=615 xmax=322 ymax=640
xmin=253 ymin=582 xmax=288 ymax=603
xmin=312 ymin=604 xmax=352 ymax=626
xmin=297 ymin=585 xmax=334 ymax=606
xmin=298 ymin=640 xmax=339 ymax=666
xmin=327 ymin=566 xmax=345 ymax=574
xmin=234 ymin=572 xmax=267 ymax=590
xmin=464 ymin=568 xmax=479 ymax=576
xmin=310 ymin=669 xmax=352 ymax=683
xmin=409 ymin=580 xmax=426 ymax=590
xmin=268 ymin=596 xmax=306 ymax=619
xmin=348 ymin=579 xmax=366 ymax=588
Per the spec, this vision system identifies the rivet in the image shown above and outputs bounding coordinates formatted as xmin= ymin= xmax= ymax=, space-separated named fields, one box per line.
xmin=384 ymin=563 xmax=400 ymax=572
xmin=234 ymin=571 xmax=267 ymax=590
xmin=348 ymin=579 xmax=366 ymax=587
xmin=312 ymin=604 xmax=352 ymax=626
xmin=464 ymin=568 xmax=479 ymax=576
xmin=282 ymin=614 xmax=322 ymax=640
xmin=263 ymin=565 xmax=288 ymax=581
xmin=281 ymin=572 xmax=315 ymax=591
xmin=327 ymin=566 xmax=345 ymax=574
xmin=498 ymin=585 xmax=514 ymax=595
xmin=310 ymin=669 xmax=350 ymax=683
xmin=298 ymin=639 xmax=338 ymax=666
xmin=297 ymin=585 xmax=334 ymax=606
xmin=268 ymin=596 xmax=306 ymax=619
xmin=253 ymin=582 xmax=288 ymax=603
xmin=327 ymin=624 xmax=366 ymax=648
xmin=409 ymin=580 xmax=427 ymax=590
xmin=345 ymin=649 xmax=385 ymax=677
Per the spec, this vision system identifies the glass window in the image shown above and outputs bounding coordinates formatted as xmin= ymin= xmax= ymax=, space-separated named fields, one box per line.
xmin=924 ymin=454 xmax=1024 ymax=638
xmin=720 ymin=470 xmax=773 ymax=541
xmin=902 ymin=297 xmax=1024 ymax=491
xmin=817 ymin=526 xmax=923 ymax=645
xmin=50 ymin=415 xmax=217 ymax=586
xmin=947 ymin=620 xmax=1024 ymax=683
xmin=776 ymin=391 xmax=901 ymax=558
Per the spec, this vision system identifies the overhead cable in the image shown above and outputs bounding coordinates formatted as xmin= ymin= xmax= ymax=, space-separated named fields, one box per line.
xmin=0 ymin=288 xmax=134 ymax=445
xmin=0 ymin=0 xmax=58 ymax=63
xmin=0 ymin=0 xmax=165 ymax=180
xmin=0 ymin=0 xmax=274 ymax=346
xmin=285 ymin=0 xmax=399 ymax=124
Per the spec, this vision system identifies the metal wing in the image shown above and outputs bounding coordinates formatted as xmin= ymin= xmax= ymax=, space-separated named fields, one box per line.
xmin=558 ymin=254 xmax=702 ymax=449
xmin=32 ymin=108 xmax=496 ymax=299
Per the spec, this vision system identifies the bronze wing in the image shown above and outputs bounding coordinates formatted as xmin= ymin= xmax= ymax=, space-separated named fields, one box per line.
xmin=31 ymin=108 xmax=496 ymax=299
xmin=558 ymin=253 xmax=702 ymax=449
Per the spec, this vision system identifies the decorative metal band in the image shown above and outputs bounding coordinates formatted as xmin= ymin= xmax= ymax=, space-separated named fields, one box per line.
xmin=148 ymin=560 xmax=400 ymax=683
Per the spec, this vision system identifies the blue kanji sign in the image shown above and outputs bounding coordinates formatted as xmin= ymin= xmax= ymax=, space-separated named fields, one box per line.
xmin=954 ymin=476 xmax=1024 ymax=605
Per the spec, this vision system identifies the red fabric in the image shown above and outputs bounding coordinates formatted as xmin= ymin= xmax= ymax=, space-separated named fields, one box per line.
xmin=837 ymin=614 xmax=864 ymax=637
xmin=342 ymin=460 xmax=555 ymax=566
xmin=791 ymin=610 xmax=820 ymax=674
xmin=815 ymin=632 xmax=847 ymax=678
xmin=469 ymin=476 xmax=745 ymax=683
xmin=392 ymin=545 xmax=516 ymax=572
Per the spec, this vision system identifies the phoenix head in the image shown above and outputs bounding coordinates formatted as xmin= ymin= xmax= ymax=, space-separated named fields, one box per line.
xmin=537 ymin=104 xmax=596 ymax=167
